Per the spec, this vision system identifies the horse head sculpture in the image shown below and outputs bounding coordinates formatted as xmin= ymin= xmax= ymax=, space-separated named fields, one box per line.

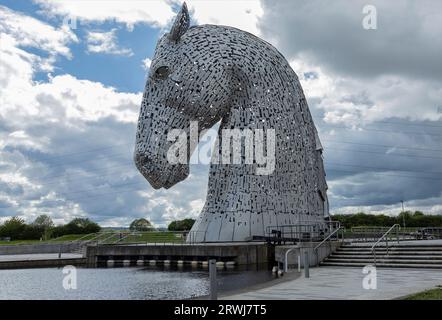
xmin=134 ymin=3 xmax=329 ymax=242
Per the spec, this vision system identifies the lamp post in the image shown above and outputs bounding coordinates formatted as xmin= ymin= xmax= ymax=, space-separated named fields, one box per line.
xmin=401 ymin=200 xmax=406 ymax=228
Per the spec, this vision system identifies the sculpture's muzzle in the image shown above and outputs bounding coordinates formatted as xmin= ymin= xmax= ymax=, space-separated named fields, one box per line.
xmin=134 ymin=104 xmax=191 ymax=189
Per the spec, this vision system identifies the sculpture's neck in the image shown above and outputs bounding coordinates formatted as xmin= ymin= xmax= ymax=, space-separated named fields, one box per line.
xmin=203 ymin=61 xmax=319 ymax=218
xmin=189 ymin=28 xmax=327 ymax=241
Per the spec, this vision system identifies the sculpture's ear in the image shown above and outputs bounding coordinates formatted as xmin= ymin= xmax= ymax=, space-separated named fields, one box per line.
xmin=168 ymin=2 xmax=190 ymax=42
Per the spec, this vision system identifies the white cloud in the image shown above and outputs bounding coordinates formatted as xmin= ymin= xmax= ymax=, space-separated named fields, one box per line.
xmin=0 ymin=34 xmax=141 ymax=130
xmin=290 ymin=58 xmax=442 ymax=125
xmin=142 ymin=58 xmax=152 ymax=70
xmin=0 ymin=7 xmax=141 ymax=223
xmin=258 ymin=1 xmax=442 ymax=215
xmin=34 ymin=0 xmax=264 ymax=35
xmin=34 ymin=0 xmax=176 ymax=29
xmin=183 ymin=0 xmax=263 ymax=36
xmin=259 ymin=0 xmax=442 ymax=80
xmin=0 ymin=5 xmax=210 ymax=226
xmin=0 ymin=5 xmax=77 ymax=59
xmin=86 ymin=29 xmax=134 ymax=56
xmin=0 ymin=8 xmax=139 ymax=129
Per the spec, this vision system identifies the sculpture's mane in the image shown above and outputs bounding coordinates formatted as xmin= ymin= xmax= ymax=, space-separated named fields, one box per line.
xmin=184 ymin=24 xmax=292 ymax=72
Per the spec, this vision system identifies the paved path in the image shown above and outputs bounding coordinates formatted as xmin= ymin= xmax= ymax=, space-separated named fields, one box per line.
xmin=0 ymin=253 xmax=83 ymax=262
xmin=222 ymin=267 xmax=442 ymax=300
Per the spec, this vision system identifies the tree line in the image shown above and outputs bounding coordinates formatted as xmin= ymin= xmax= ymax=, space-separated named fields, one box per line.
xmin=331 ymin=211 xmax=442 ymax=229
xmin=0 ymin=215 xmax=196 ymax=241
xmin=2 ymin=211 xmax=440 ymax=240
xmin=128 ymin=218 xmax=195 ymax=231
xmin=0 ymin=215 xmax=100 ymax=241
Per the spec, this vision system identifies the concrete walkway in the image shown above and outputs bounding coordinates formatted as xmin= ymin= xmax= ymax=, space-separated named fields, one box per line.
xmin=222 ymin=267 xmax=442 ymax=300
xmin=0 ymin=253 xmax=83 ymax=261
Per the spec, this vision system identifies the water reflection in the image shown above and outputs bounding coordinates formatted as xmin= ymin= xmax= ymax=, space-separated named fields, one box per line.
xmin=0 ymin=264 xmax=276 ymax=300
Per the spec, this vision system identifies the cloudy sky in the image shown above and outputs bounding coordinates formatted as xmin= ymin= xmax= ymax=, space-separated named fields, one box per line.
xmin=0 ymin=0 xmax=441 ymax=227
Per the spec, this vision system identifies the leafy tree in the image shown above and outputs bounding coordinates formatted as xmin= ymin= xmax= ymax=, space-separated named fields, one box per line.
xmin=129 ymin=218 xmax=153 ymax=231
xmin=21 ymin=225 xmax=45 ymax=240
xmin=0 ymin=217 xmax=27 ymax=240
xmin=168 ymin=218 xmax=195 ymax=231
xmin=33 ymin=215 xmax=54 ymax=229
xmin=50 ymin=225 xmax=67 ymax=238
xmin=63 ymin=218 xmax=101 ymax=235
xmin=32 ymin=215 xmax=54 ymax=240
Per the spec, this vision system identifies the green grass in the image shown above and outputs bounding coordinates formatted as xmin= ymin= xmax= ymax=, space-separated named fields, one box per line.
xmin=0 ymin=231 xmax=187 ymax=246
xmin=50 ymin=233 xmax=98 ymax=242
xmin=117 ymin=231 xmax=185 ymax=243
xmin=403 ymin=286 xmax=442 ymax=300
xmin=0 ymin=239 xmax=43 ymax=246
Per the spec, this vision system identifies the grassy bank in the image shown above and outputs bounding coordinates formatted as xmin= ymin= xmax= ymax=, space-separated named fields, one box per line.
xmin=0 ymin=231 xmax=187 ymax=245
xmin=403 ymin=286 xmax=442 ymax=300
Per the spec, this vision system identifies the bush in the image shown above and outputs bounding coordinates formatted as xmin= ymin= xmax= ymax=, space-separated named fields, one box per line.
xmin=63 ymin=218 xmax=101 ymax=235
xmin=168 ymin=218 xmax=195 ymax=231
xmin=20 ymin=225 xmax=45 ymax=240
xmin=49 ymin=218 xmax=101 ymax=238
xmin=0 ymin=217 xmax=49 ymax=240
xmin=51 ymin=225 xmax=68 ymax=238
xmin=0 ymin=217 xmax=27 ymax=240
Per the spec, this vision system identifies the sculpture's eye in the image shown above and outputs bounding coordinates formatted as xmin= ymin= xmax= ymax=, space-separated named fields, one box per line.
xmin=154 ymin=66 xmax=170 ymax=80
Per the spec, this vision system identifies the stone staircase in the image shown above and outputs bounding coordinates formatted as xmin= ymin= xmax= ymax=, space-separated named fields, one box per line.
xmin=320 ymin=243 xmax=442 ymax=269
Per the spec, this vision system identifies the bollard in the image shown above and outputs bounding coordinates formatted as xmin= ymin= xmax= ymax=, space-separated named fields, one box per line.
xmin=209 ymin=259 xmax=217 ymax=300
xmin=298 ymin=255 xmax=301 ymax=272
xmin=304 ymin=250 xmax=310 ymax=278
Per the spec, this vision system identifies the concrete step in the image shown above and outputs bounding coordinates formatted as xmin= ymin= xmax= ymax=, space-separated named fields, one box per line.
xmin=319 ymin=261 xmax=442 ymax=269
xmin=340 ymin=245 xmax=442 ymax=250
xmin=324 ymin=258 xmax=442 ymax=264
xmin=320 ymin=242 xmax=442 ymax=269
xmin=329 ymin=254 xmax=442 ymax=260
xmin=339 ymin=246 xmax=442 ymax=251
xmin=334 ymin=251 xmax=442 ymax=255
xmin=336 ymin=249 xmax=442 ymax=254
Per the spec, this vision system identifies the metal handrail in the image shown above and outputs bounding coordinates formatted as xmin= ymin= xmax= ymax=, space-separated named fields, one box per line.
xmin=371 ymin=224 xmax=400 ymax=265
xmin=266 ymin=221 xmax=341 ymax=244
xmin=314 ymin=226 xmax=343 ymax=252
xmin=284 ymin=247 xmax=297 ymax=272
xmin=111 ymin=231 xmax=138 ymax=244
xmin=313 ymin=226 xmax=344 ymax=266
xmin=283 ymin=223 xmax=343 ymax=271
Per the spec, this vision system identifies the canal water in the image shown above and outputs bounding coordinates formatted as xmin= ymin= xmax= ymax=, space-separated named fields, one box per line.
xmin=0 ymin=265 xmax=276 ymax=299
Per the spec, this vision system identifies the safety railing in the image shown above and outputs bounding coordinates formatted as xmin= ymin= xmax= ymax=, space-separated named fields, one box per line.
xmin=266 ymin=221 xmax=340 ymax=244
xmin=371 ymin=224 xmax=400 ymax=265
xmin=313 ymin=226 xmax=344 ymax=266
xmin=283 ymin=221 xmax=342 ymax=271
xmin=110 ymin=231 xmax=189 ymax=245
xmin=74 ymin=231 xmax=192 ymax=247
